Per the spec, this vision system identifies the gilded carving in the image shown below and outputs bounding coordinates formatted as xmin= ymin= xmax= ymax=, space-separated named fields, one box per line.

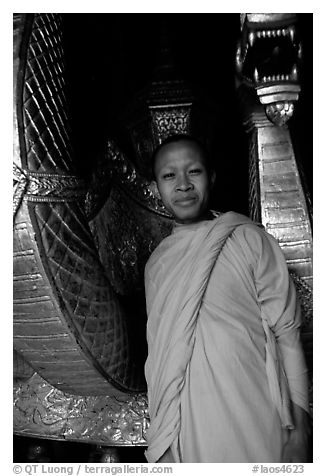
xmin=236 ymin=15 xmax=312 ymax=410
xmin=13 ymin=163 xmax=86 ymax=206
xmin=14 ymin=12 xmax=145 ymax=398
xmin=236 ymin=13 xmax=302 ymax=125
xmin=150 ymin=106 xmax=191 ymax=143
xmin=248 ymin=132 xmax=261 ymax=223
xmin=14 ymin=373 xmax=149 ymax=445
xmin=265 ymin=101 xmax=295 ymax=126
xmin=89 ymin=186 xmax=172 ymax=296
xmin=13 ymin=12 xmax=312 ymax=449
xmin=105 ymin=140 xmax=172 ymax=218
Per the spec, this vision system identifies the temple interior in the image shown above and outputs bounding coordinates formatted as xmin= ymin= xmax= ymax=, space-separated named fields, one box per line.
xmin=13 ymin=13 xmax=312 ymax=463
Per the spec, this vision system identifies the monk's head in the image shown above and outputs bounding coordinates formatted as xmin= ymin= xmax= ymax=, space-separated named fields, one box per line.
xmin=151 ymin=135 xmax=216 ymax=224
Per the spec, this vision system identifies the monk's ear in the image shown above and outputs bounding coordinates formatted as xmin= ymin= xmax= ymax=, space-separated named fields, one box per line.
xmin=209 ymin=170 xmax=216 ymax=189
xmin=149 ymin=180 xmax=161 ymax=199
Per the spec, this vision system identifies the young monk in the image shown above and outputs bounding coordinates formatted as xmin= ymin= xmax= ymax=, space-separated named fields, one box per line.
xmin=144 ymin=134 xmax=310 ymax=463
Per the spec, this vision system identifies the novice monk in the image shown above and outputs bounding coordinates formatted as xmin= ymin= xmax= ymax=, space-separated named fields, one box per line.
xmin=144 ymin=134 xmax=310 ymax=463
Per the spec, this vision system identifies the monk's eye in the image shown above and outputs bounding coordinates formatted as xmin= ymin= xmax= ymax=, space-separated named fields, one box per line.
xmin=162 ymin=172 xmax=175 ymax=179
xmin=189 ymin=168 xmax=202 ymax=175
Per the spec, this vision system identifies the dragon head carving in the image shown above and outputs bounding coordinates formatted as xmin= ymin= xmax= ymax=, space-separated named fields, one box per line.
xmin=236 ymin=13 xmax=302 ymax=125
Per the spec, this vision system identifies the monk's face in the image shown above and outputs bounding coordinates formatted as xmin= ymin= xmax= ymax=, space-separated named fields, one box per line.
xmin=154 ymin=140 xmax=215 ymax=224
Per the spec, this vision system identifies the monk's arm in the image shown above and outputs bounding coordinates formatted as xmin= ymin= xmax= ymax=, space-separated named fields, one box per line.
xmin=250 ymin=226 xmax=310 ymax=460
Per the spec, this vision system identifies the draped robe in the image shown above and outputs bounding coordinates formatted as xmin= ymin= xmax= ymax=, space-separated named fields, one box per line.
xmin=144 ymin=212 xmax=309 ymax=463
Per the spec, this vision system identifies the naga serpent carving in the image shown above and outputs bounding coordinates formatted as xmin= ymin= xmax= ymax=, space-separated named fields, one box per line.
xmin=13 ymin=13 xmax=312 ymax=446
xmin=235 ymin=13 xmax=313 ymax=403
xmin=13 ymin=13 xmax=148 ymax=396
xmin=13 ymin=13 xmax=174 ymax=444
xmin=235 ymin=13 xmax=302 ymax=125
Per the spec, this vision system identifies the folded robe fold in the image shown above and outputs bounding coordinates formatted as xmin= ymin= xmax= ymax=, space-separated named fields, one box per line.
xmin=144 ymin=212 xmax=309 ymax=463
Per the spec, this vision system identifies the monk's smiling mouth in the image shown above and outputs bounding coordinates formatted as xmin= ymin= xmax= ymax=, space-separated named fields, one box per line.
xmin=174 ymin=196 xmax=198 ymax=206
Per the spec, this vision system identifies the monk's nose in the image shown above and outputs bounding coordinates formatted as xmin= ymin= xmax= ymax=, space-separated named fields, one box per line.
xmin=176 ymin=176 xmax=194 ymax=191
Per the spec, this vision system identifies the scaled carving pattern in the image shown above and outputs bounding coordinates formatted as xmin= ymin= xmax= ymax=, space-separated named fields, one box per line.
xmin=85 ymin=141 xmax=172 ymax=221
xmin=87 ymin=140 xmax=173 ymax=297
xmin=14 ymin=12 xmax=313 ymax=445
xmin=107 ymin=141 xmax=172 ymax=217
xmin=14 ymin=13 xmax=145 ymax=398
xmin=245 ymin=121 xmax=312 ymax=394
xmin=14 ymin=373 xmax=149 ymax=445
xmin=21 ymin=14 xmax=74 ymax=173
xmin=248 ymin=132 xmax=261 ymax=223
xmin=236 ymin=15 xmax=312 ymax=413
xmin=258 ymin=127 xmax=312 ymax=287
xmin=289 ymin=270 xmax=313 ymax=394
xmin=90 ymin=186 xmax=172 ymax=296
xmin=31 ymin=200 xmax=143 ymax=392
xmin=14 ymin=200 xmax=144 ymax=396
xmin=13 ymin=349 xmax=35 ymax=382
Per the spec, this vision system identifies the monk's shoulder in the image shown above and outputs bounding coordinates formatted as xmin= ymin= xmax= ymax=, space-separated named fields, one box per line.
xmin=230 ymin=222 xmax=283 ymax=267
xmin=145 ymin=234 xmax=173 ymax=277
xmin=229 ymin=223 xmax=270 ymax=258
xmin=233 ymin=221 xmax=279 ymax=243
